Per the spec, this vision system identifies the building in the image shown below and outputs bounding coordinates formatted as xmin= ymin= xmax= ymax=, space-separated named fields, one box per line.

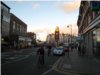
xmin=10 ymin=13 xmax=32 ymax=49
xmin=77 ymin=1 xmax=100 ymax=60
xmin=1 ymin=1 xmax=11 ymax=50
xmin=27 ymin=32 xmax=36 ymax=41
xmin=46 ymin=26 xmax=76 ymax=45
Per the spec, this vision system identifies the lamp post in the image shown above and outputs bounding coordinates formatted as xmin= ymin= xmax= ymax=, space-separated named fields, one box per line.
xmin=62 ymin=33 xmax=65 ymax=44
xmin=49 ymin=34 xmax=52 ymax=44
xmin=67 ymin=24 xmax=72 ymax=51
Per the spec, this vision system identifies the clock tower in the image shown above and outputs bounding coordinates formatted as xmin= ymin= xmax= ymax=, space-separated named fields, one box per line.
xmin=55 ymin=26 xmax=59 ymax=46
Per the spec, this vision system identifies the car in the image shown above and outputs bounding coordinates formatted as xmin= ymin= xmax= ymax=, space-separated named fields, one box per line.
xmin=63 ymin=45 xmax=69 ymax=52
xmin=53 ymin=47 xmax=65 ymax=55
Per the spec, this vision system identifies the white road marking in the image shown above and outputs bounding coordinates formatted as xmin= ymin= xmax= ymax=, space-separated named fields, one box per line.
xmin=29 ymin=52 xmax=36 ymax=54
xmin=13 ymin=56 xmax=29 ymax=62
xmin=1 ymin=55 xmax=30 ymax=65
xmin=43 ymin=67 xmax=55 ymax=75
xmin=49 ymin=65 xmax=53 ymax=67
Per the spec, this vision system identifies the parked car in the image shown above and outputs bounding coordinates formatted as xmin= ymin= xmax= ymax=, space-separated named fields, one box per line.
xmin=53 ymin=47 xmax=65 ymax=55
xmin=63 ymin=45 xmax=69 ymax=52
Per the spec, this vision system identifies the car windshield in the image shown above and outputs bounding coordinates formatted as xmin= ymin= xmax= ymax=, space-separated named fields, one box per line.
xmin=56 ymin=48 xmax=63 ymax=50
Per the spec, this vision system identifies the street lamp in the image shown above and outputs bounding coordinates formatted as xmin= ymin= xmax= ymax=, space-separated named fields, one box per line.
xmin=62 ymin=33 xmax=65 ymax=44
xmin=67 ymin=24 xmax=72 ymax=51
xmin=49 ymin=34 xmax=52 ymax=44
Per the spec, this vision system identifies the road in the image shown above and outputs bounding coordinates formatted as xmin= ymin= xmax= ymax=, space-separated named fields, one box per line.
xmin=1 ymin=47 xmax=82 ymax=75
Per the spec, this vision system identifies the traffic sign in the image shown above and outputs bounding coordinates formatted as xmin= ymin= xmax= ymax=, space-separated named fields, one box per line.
xmin=78 ymin=34 xmax=82 ymax=37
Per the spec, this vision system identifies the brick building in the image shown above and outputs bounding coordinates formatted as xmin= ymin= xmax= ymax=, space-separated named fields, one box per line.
xmin=77 ymin=1 xmax=100 ymax=59
xmin=27 ymin=32 xmax=36 ymax=42
xmin=10 ymin=13 xmax=32 ymax=49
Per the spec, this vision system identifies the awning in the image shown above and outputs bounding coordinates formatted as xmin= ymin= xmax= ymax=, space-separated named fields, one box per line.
xmin=19 ymin=36 xmax=32 ymax=42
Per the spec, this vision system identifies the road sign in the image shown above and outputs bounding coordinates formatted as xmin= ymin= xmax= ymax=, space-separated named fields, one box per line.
xmin=91 ymin=2 xmax=100 ymax=11
xmin=78 ymin=34 xmax=82 ymax=37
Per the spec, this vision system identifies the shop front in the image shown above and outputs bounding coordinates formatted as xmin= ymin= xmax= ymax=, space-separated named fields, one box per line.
xmin=83 ymin=13 xmax=100 ymax=59
xmin=19 ymin=36 xmax=32 ymax=49
xmin=93 ymin=28 xmax=100 ymax=59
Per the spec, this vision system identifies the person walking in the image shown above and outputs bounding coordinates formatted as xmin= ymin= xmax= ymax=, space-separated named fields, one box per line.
xmin=78 ymin=45 xmax=81 ymax=56
xmin=82 ymin=46 xmax=85 ymax=57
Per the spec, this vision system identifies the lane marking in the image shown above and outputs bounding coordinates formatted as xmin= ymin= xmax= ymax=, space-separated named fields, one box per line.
xmin=29 ymin=52 xmax=36 ymax=54
xmin=1 ymin=55 xmax=30 ymax=65
xmin=43 ymin=67 xmax=55 ymax=75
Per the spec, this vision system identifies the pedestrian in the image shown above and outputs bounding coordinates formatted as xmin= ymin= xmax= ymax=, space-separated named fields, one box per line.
xmin=82 ymin=45 xmax=85 ymax=57
xmin=78 ymin=45 xmax=81 ymax=56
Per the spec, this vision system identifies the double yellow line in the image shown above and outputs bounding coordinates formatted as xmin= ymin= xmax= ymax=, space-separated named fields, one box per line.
xmin=53 ymin=56 xmax=82 ymax=75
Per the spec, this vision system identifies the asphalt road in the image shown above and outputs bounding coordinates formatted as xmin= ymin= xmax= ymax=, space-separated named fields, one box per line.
xmin=1 ymin=47 xmax=69 ymax=75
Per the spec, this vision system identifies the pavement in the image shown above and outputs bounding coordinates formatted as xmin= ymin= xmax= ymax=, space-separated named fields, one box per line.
xmin=57 ymin=48 xmax=100 ymax=75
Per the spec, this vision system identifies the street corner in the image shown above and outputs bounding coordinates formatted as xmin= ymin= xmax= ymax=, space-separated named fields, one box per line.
xmin=52 ymin=55 xmax=82 ymax=75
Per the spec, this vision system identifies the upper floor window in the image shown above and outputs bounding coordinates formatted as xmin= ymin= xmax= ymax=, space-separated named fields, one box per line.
xmin=17 ymin=23 xmax=19 ymax=31
xmin=3 ymin=15 xmax=10 ymax=23
xmin=93 ymin=12 xmax=95 ymax=19
xmin=13 ymin=21 xmax=15 ymax=30
xmin=1 ymin=4 xmax=9 ymax=12
xmin=20 ymin=25 xmax=21 ymax=32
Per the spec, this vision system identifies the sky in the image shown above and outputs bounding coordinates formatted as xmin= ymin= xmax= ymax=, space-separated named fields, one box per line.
xmin=2 ymin=0 xmax=81 ymax=41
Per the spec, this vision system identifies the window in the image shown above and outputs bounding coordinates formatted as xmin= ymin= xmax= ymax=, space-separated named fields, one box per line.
xmin=88 ymin=1 xmax=90 ymax=5
xmin=3 ymin=15 xmax=10 ymax=23
xmin=1 ymin=4 xmax=9 ymax=12
xmin=93 ymin=12 xmax=95 ymax=19
xmin=20 ymin=25 xmax=21 ymax=32
xmin=17 ymin=23 xmax=19 ymax=31
xmin=23 ymin=27 xmax=24 ymax=33
xmin=13 ymin=21 xmax=15 ymax=32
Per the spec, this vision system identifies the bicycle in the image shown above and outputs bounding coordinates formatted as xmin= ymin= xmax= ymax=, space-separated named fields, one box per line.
xmin=38 ymin=55 xmax=43 ymax=69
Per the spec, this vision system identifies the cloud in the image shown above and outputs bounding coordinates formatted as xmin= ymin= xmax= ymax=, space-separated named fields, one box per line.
xmin=52 ymin=0 xmax=80 ymax=14
xmin=17 ymin=0 xmax=23 ymax=2
xmin=17 ymin=0 xmax=31 ymax=3
xmin=33 ymin=4 xmax=40 ymax=9
xmin=30 ymin=23 xmax=78 ymax=36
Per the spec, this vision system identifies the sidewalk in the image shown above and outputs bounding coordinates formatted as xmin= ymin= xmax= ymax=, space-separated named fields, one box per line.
xmin=59 ymin=48 xmax=100 ymax=75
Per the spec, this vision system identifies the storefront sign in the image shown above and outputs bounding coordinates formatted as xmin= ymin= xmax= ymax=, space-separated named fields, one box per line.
xmin=76 ymin=37 xmax=82 ymax=41
xmin=91 ymin=2 xmax=100 ymax=11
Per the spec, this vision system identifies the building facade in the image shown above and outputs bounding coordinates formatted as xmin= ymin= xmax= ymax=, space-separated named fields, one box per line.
xmin=1 ymin=1 xmax=11 ymax=47
xmin=10 ymin=13 xmax=32 ymax=49
xmin=27 ymin=32 xmax=36 ymax=42
xmin=46 ymin=26 xmax=77 ymax=45
xmin=77 ymin=1 xmax=100 ymax=60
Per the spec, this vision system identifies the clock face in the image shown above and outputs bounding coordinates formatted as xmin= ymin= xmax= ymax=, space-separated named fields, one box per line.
xmin=56 ymin=33 xmax=58 ymax=35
